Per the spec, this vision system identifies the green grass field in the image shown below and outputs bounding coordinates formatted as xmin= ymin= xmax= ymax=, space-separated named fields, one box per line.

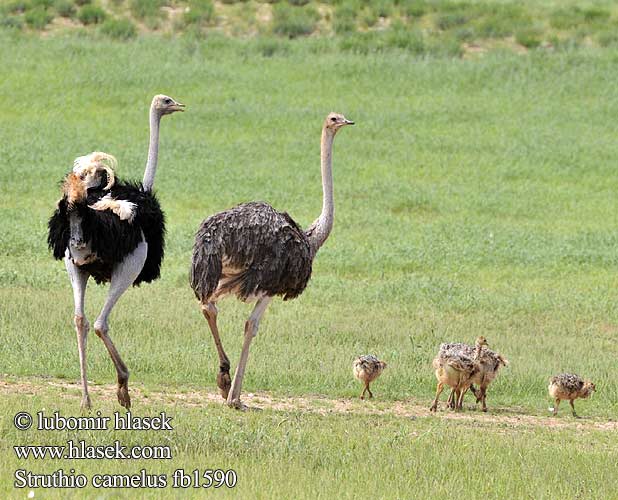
xmin=1 ymin=30 xmax=618 ymax=498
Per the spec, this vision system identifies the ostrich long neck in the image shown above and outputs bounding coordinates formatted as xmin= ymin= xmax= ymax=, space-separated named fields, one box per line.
xmin=142 ymin=104 xmax=161 ymax=192
xmin=307 ymin=127 xmax=335 ymax=254
xmin=474 ymin=343 xmax=484 ymax=361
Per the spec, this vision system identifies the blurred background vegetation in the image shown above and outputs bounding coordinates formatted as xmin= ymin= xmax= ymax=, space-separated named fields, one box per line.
xmin=3 ymin=0 xmax=618 ymax=56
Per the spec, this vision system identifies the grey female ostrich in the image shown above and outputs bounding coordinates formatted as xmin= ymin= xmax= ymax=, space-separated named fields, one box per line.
xmin=48 ymin=95 xmax=184 ymax=410
xmin=190 ymin=112 xmax=353 ymax=409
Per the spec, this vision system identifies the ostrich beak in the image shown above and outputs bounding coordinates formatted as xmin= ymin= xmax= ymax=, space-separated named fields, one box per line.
xmin=172 ymin=102 xmax=185 ymax=112
xmin=344 ymin=119 xmax=354 ymax=125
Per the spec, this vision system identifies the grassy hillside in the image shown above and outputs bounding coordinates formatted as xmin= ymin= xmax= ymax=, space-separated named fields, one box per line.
xmin=4 ymin=0 xmax=618 ymax=55
xmin=1 ymin=32 xmax=618 ymax=498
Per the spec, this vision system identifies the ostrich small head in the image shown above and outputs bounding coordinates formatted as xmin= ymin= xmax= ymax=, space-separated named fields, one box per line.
xmin=475 ymin=336 xmax=489 ymax=348
xmin=582 ymin=381 xmax=596 ymax=398
xmin=152 ymin=94 xmax=185 ymax=116
xmin=324 ymin=112 xmax=354 ymax=134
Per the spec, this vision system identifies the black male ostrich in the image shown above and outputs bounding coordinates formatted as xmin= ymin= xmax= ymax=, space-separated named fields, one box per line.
xmin=47 ymin=95 xmax=184 ymax=410
xmin=190 ymin=112 xmax=353 ymax=409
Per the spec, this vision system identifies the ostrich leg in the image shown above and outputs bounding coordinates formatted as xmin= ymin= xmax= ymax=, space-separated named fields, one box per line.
xmin=569 ymin=399 xmax=578 ymax=417
xmin=93 ymin=241 xmax=148 ymax=409
xmin=200 ymin=302 xmax=231 ymax=399
xmin=227 ymin=296 xmax=273 ymax=409
xmin=360 ymin=383 xmax=368 ymax=400
xmin=64 ymin=255 xmax=91 ymax=410
xmin=430 ymin=382 xmax=444 ymax=412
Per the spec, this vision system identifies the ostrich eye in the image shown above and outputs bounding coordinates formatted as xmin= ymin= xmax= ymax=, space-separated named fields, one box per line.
xmin=80 ymin=174 xmax=86 ymax=180
xmin=164 ymin=98 xmax=172 ymax=105
xmin=331 ymin=117 xmax=337 ymax=122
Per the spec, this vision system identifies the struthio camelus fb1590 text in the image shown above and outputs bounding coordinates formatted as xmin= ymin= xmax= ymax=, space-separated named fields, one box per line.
xmin=48 ymin=95 xmax=184 ymax=410
xmin=190 ymin=112 xmax=353 ymax=409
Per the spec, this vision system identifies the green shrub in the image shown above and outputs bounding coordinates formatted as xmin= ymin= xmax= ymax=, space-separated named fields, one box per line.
xmin=373 ymin=0 xmax=393 ymax=18
xmin=129 ymin=0 xmax=163 ymax=20
xmin=597 ymin=30 xmax=618 ymax=47
xmin=0 ymin=16 xmax=24 ymax=29
xmin=454 ymin=27 xmax=475 ymax=42
xmin=5 ymin=1 xmax=30 ymax=14
xmin=399 ymin=0 xmax=427 ymax=18
xmin=584 ymin=8 xmax=610 ymax=23
xmin=386 ymin=27 xmax=425 ymax=53
xmin=75 ymin=0 xmax=92 ymax=5
xmin=272 ymin=3 xmax=319 ymax=38
xmin=339 ymin=32 xmax=383 ymax=54
xmin=31 ymin=0 xmax=54 ymax=8
xmin=255 ymin=36 xmax=290 ymax=56
xmin=100 ymin=17 xmax=137 ymax=39
xmin=287 ymin=0 xmax=310 ymax=6
xmin=359 ymin=7 xmax=378 ymax=28
xmin=334 ymin=3 xmax=356 ymax=34
xmin=54 ymin=0 xmax=76 ymax=18
xmin=427 ymin=34 xmax=462 ymax=57
xmin=25 ymin=7 xmax=54 ymax=29
xmin=183 ymin=0 xmax=215 ymax=27
xmin=436 ymin=12 xmax=467 ymax=30
xmin=550 ymin=8 xmax=583 ymax=30
xmin=515 ymin=27 xmax=542 ymax=49
xmin=475 ymin=7 xmax=531 ymax=38
xmin=78 ymin=4 xmax=106 ymax=24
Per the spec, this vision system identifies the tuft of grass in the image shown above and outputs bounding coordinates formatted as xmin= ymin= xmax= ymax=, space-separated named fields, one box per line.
xmin=129 ymin=0 xmax=164 ymax=21
xmin=597 ymin=30 xmax=618 ymax=48
xmin=24 ymin=7 xmax=54 ymax=29
xmin=386 ymin=26 xmax=425 ymax=53
xmin=77 ymin=4 xmax=106 ymax=25
xmin=100 ymin=17 xmax=137 ymax=39
xmin=4 ymin=1 xmax=30 ymax=14
xmin=333 ymin=2 xmax=357 ymax=34
xmin=182 ymin=0 xmax=215 ymax=28
xmin=0 ymin=16 xmax=24 ymax=29
xmin=399 ymin=0 xmax=427 ymax=18
xmin=54 ymin=0 xmax=76 ymax=18
xmin=516 ymin=27 xmax=542 ymax=49
xmin=255 ymin=36 xmax=290 ymax=57
xmin=75 ymin=0 xmax=92 ymax=5
xmin=272 ymin=3 xmax=319 ymax=38
xmin=31 ymin=0 xmax=54 ymax=8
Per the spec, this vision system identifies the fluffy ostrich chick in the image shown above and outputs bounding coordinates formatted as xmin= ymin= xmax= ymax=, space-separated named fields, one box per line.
xmin=548 ymin=373 xmax=595 ymax=417
xmin=353 ymin=355 xmax=387 ymax=400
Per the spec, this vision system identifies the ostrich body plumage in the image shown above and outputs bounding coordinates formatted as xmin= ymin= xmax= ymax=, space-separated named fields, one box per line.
xmin=190 ymin=201 xmax=312 ymax=303
xmin=48 ymin=179 xmax=165 ymax=285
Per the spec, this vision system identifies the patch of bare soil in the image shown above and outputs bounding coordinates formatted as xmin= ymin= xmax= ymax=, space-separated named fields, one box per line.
xmin=1 ymin=377 xmax=615 ymax=432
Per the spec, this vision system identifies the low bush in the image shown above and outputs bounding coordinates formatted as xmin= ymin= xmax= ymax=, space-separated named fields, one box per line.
xmin=78 ymin=4 xmax=106 ymax=24
xmin=272 ymin=3 xmax=319 ymax=38
xmin=100 ymin=17 xmax=137 ymax=39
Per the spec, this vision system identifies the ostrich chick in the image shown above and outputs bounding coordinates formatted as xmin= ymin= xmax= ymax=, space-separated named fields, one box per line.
xmin=353 ymin=355 xmax=387 ymax=400
xmin=548 ymin=373 xmax=595 ymax=417
xmin=430 ymin=336 xmax=488 ymax=412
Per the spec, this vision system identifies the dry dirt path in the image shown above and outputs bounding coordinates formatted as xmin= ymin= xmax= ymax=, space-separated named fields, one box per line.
xmin=1 ymin=377 xmax=616 ymax=432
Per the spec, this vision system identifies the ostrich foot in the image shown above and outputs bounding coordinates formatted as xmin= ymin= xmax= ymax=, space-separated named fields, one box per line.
xmin=217 ymin=369 xmax=232 ymax=400
xmin=117 ymin=381 xmax=131 ymax=409
xmin=227 ymin=398 xmax=248 ymax=411
xmin=429 ymin=404 xmax=437 ymax=412
xmin=80 ymin=395 xmax=92 ymax=412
